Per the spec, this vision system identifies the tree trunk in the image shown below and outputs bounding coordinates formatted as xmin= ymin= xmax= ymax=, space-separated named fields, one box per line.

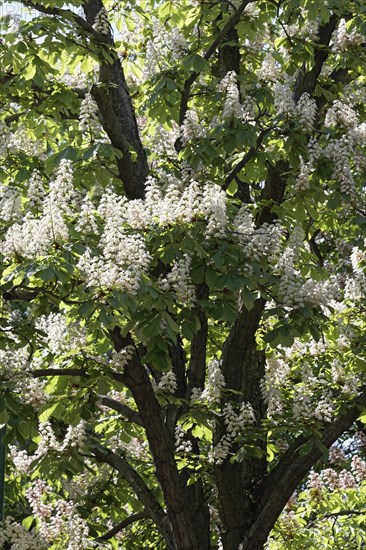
xmin=83 ymin=0 xmax=149 ymax=199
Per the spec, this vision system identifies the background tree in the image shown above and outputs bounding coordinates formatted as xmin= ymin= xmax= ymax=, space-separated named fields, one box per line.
xmin=1 ymin=0 xmax=366 ymax=548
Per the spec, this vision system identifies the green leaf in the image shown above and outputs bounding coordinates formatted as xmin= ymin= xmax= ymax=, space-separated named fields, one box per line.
xmin=22 ymin=516 xmax=34 ymax=531
xmin=23 ymin=63 xmax=36 ymax=80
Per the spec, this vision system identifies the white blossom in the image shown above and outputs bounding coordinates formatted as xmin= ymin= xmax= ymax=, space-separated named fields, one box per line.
xmin=329 ymin=445 xmax=346 ymax=465
xmin=93 ymin=7 xmax=110 ymax=35
xmin=219 ymin=71 xmax=242 ymax=119
xmin=79 ymin=92 xmax=101 ymax=139
xmin=273 ymin=81 xmax=297 ymax=117
xmin=200 ymin=359 xmax=226 ymax=404
xmin=175 ymin=425 xmax=193 ymax=454
xmin=258 ymin=53 xmax=281 ymax=82
xmin=209 ymin=401 xmax=255 ymax=464
xmin=296 ymin=93 xmax=317 ymax=132
xmin=351 ymin=455 xmax=366 ymax=482
xmin=181 ymin=109 xmax=206 ymax=145
xmin=110 ymin=345 xmax=134 ymax=372
xmin=159 ymin=254 xmax=195 ymax=307
xmin=27 ymin=169 xmax=45 ymax=211
xmin=0 ymin=186 xmax=21 ymax=222
xmin=157 ymin=371 xmax=178 ymax=395
xmin=0 ymin=516 xmax=46 ymax=550
xmin=295 ymin=159 xmax=312 ymax=191
xmin=333 ymin=18 xmax=364 ymax=52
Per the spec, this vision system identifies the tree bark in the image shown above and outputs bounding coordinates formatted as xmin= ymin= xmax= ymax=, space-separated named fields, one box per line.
xmin=83 ymin=0 xmax=149 ymax=199
xmin=109 ymin=329 xmax=206 ymax=550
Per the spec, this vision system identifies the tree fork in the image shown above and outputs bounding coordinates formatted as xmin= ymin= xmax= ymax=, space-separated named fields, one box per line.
xmin=109 ymin=329 xmax=203 ymax=550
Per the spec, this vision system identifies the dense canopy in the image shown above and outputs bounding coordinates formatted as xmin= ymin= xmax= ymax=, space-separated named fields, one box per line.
xmin=1 ymin=0 xmax=366 ymax=548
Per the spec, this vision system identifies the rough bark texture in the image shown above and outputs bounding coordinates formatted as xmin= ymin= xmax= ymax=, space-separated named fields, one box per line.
xmin=83 ymin=0 xmax=149 ymax=199
xmin=109 ymin=329 xmax=207 ymax=550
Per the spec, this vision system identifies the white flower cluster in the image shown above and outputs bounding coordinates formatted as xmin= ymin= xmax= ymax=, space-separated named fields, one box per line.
xmin=0 ymin=348 xmax=29 ymax=377
xmin=325 ymin=101 xmax=358 ymax=131
xmin=242 ymin=95 xmax=256 ymax=123
xmin=62 ymin=461 xmax=110 ymax=502
xmin=110 ymin=345 xmax=134 ymax=372
xmin=36 ymin=420 xmax=88 ymax=456
xmin=0 ymin=348 xmax=47 ymax=409
xmin=6 ymin=125 xmax=45 ymax=158
xmin=261 ymin=355 xmax=290 ymax=419
xmin=93 ymin=7 xmax=110 ymax=35
xmin=344 ymin=244 xmax=366 ymax=301
xmin=209 ymin=401 xmax=255 ymax=464
xmin=201 ymin=184 xmax=228 ymax=238
xmin=159 ymin=254 xmax=195 ymax=307
xmin=9 ymin=446 xmax=33 ymax=474
xmin=175 ymin=424 xmax=193 ymax=454
xmin=331 ymin=359 xmax=360 ymax=398
xmin=26 ymin=479 xmax=93 ymax=547
xmin=329 ymin=445 xmax=346 ymax=465
xmin=243 ymin=223 xmax=283 ymax=263
xmin=143 ymin=18 xmax=186 ymax=78
xmin=168 ymin=27 xmax=187 ymax=59
xmin=58 ymin=68 xmax=89 ymax=89
xmin=277 ymin=228 xmax=338 ymax=309
xmin=0 ymin=122 xmax=9 ymax=157
xmin=234 ymin=204 xmax=254 ymax=235
xmin=2 ymin=213 xmax=50 ymax=258
xmin=199 ymin=359 xmax=226 ymax=404
xmin=223 ymin=402 xmax=255 ymax=436
xmin=313 ymin=393 xmax=335 ymax=423
xmin=273 ymin=80 xmax=297 ymax=117
xmin=157 ymin=370 xmax=178 ymax=395
xmin=299 ymin=13 xmax=319 ymax=40
xmin=351 ymin=246 xmax=366 ymax=274
xmin=338 ymin=469 xmax=357 ymax=489
xmin=234 ymin=206 xmax=283 ymax=263
xmin=293 ymin=369 xmax=335 ymax=423
xmin=308 ymin=470 xmax=323 ymax=490
xmin=78 ymin=234 xmax=151 ymax=293
xmin=345 ymin=272 xmax=366 ymax=301
xmin=295 ymin=159 xmax=312 ymax=192
xmin=325 ymin=136 xmax=355 ymax=196
xmin=333 ymin=19 xmax=364 ymax=52
xmin=208 ymin=435 xmax=232 ymax=465
xmin=0 ymin=516 xmax=46 ymax=550
xmin=258 ymin=53 xmax=281 ymax=82
xmin=0 ymin=186 xmax=21 ymax=222
xmin=294 ymin=138 xmax=321 ymax=192
xmin=148 ymin=177 xmax=228 ymax=235
xmin=1 ymin=160 xmax=77 ymax=259
xmin=79 ymin=92 xmax=101 ymax=139
xmin=15 ymin=376 xmax=48 ymax=409
xmin=144 ymin=123 xmax=179 ymax=163
xmin=181 ymin=109 xmax=206 ymax=145
xmin=36 ymin=312 xmax=86 ymax=354
xmin=311 ymin=466 xmax=359 ymax=492
xmin=75 ymin=195 xmax=99 ymax=233
xmin=27 ymin=169 xmax=45 ymax=211
xmin=219 ymin=71 xmax=242 ymax=120
xmin=292 ymin=386 xmax=314 ymax=421
xmin=351 ymin=455 xmax=366 ymax=482
xmin=74 ymin=179 xmax=229 ymax=293
xmin=109 ymin=433 xmax=147 ymax=459
xmin=48 ymin=159 xmax=77 ymax=216
xmin=296 ymin=92 xmax=317 ymax=132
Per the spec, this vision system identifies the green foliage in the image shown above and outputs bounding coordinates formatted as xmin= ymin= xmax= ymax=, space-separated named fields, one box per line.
xmin=1 ymin=0 xmax=366 ymax=548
